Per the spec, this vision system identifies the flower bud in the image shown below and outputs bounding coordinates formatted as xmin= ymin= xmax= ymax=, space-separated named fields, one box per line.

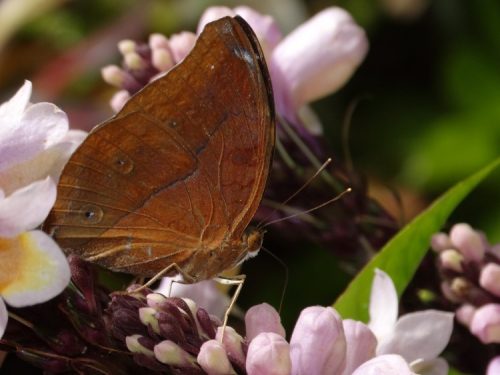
xmin=439 ymin=249 xmax=464 ymax=273
xmin=430 ymin=232 xmax=452 ymax=252
xmin=480 ymin=263 xmax=500 ymax=297
xmin=246 ymin=332 xmax=291 ymax=375
xmin=110 ymin=90 xmax=130 ymax=112
xmin=126 ymin=334 xmax=154 ymax=356
xmin=245 ymin=303 xmax=286 ymax=342
xmin=154 ymin=339 xmax=197 ymax=366
xmin=169 ymin=32 xmax=197 ymax=63
xmin=216 ymin=326 xmax=246 ymax=369
xmin=470 ymin=304 xmax=500 ymax=344
xmin=487 ymin=356 xmax=500 ymax=375
xmin=118 ymin=39 xmax=136 ymax=54
xmin=197 ymin=339 xmax=236 ymax=375
xmin=455 ymin=304 xmax=476 ymax=327
xmin=290 ymin=306 xmax=346 ymax=375
xmin=450 ymin=223 xmax=484 ymax=262
xmin=139 ymin=307 xmax=160 ymax=334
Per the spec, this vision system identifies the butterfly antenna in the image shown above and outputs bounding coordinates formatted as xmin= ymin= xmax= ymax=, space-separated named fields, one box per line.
xmin=261 ymin=246 xmax=288 ymax=314
xmin=262 ymin=187 xmax=352 ymax=228
xmin=256 ymin=157 xmax=332 ymax=228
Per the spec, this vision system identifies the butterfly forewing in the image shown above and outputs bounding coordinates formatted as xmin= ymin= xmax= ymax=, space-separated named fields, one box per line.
xmin=44 ymin=16 xmax=275 ymax=277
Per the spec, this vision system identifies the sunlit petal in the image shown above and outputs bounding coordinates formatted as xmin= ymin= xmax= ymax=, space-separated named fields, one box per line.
xmin=368 ymin=269 xmax=398 ymax=341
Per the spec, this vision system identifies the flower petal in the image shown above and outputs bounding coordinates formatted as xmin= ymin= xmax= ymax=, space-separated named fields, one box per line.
xmin=470 ymin=303 xmax=500 ymax=344
xmin=410 ymin=357 xmax=449 ymax=375
xmin=0 ymin=177 xmax=56 ymax=237
xmin=0 ymin=80 xmax=31 ymax=122
xmin=246 ymin=332 xmax=291 ymax=375
xmin=290 ymin=306 xmax=346 ymax=375
xmin=368 ymin=269 xmax=398 ymax=341
xmin=245 ymin=303 xmax=286 ymax=342
xmin=198 ymin=339 xmax=236 ymax=375
xmin=487 ymin=356 xmax=500 ymax=375
xmin=378 ymin=310 xmax=454 ymax=362
xmin=0 ymin=298 xmax=7 ymax=338
xmin=341 ymin=319 xmax=377 ymax=375
xmin=0 ymin=230 xmax=70 ymax=307
xmin=352 ymin=354 xmax=416 ymax=375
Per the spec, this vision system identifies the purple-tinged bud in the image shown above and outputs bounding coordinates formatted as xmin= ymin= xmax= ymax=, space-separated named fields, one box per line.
xmin=17 ymin=351 xmax=71 ymax=373
xmin=450 ymin=277 xmax=470 ymax=297
xmin=290 ymin=306 xmax=347 ymax=375
xmin=216 ymin=326 xmax=246 ymax=370
xmin=139 ymin=307 xmax=160 ymax=334
xmin=245 ymin=303 xmax=286 ymax=342
xmin=151 ymin=48 xmax=174 ymax=71
xmin=431 ymin=232 xmax=452 ymax=252
xmin=154 ymin=340 xmax=197 ymax=367
xmin=124 ymin=51 xmax=148 ymax=71
xmin=101 ymin=65 xmax=129 ymax=88
xmin=480 ymin=263 xmax=500 ymax=297
xmin=126 ymin=334 xmax=155 ymax=356
xmin=439 ymin=249 xmax=464 ymax=273
xmin=440 ymin=281 xmax=461 ymax=303
xmin=489 ymin=244 xmax=500 ymax=260
xmin=149 ymin=33 xmax=169 ymax=50
xmin=450 ymin=223 xmax=484 ymax=262
xmin=197 ymin=307 xmax=217 ymax=339
xmin=147 ymin=292 xmax=168 ymax=309
xmin=198 ymin=339 xmax=237 ymax=375
xmin=342 ymin=319 xmax=377 ymax=374
xmin=246 ymin=332 xmax=291 ymax=375
xmin=169 ymin=32 xmax=196 ymax=63
xmin=118 ymin=39 xmax=136 ymax=54
xmin=456 ymin=304 xmax=476 ymax=328
xmin=110 ymin=90 xmax=130 ymax=112
xmin=487 ymin=356 xmax=500 ymax=375
xmin=470 ymin=304 xmax=500 ymax=344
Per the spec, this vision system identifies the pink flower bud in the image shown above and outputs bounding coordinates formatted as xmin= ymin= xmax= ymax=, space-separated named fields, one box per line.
xmin=487 ymin=356 xmax=500 ymax=375
xmin=117 ymin=39 xmax=136 ymax=54
xmin=430 ymin=232 xmax=452 ymax=252
xmin=216 ymin=326 xmax=246 ymax=368
xmin=450 ymin=223 xmax=484 ymax=262
xmin=470 ymin=304 xmax=500 ymax=344
xmin=270 ymin=7 xmax=368 ymax=115
xmin=168 ymin=31 xmax=196 ymax=63
xmin=246 ymin=332 xmax=291 ymax=375
xmin=341 ymin=320 xmax=377 ymax=375
xmin=480 ymin=263 xmax=500 ymax=297
xmin=197 ymin=340 xmax=236 ymax=375
xmin=439 ymin=249 xmax=464 ymax=273
xmin=455 ymin=304 xmax=476 ymax=327
xmin=101 ymin=65 xmax=129 ymax=88
xmin=125 ymin=334 xmax=154 ymax=356
xmin=110 ymin=90 xmax=130 ymax=112
xmin=290 ymin=306 xmax=346 ymax=375
xmin=245 ymin=303 xmax=286 ymax=342
xmin=197 ymin=6 xmax=235 ymax=33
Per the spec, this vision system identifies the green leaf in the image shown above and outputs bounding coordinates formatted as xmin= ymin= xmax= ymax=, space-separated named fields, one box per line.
xmin=334 ymin=157 xmax=500 ymax=321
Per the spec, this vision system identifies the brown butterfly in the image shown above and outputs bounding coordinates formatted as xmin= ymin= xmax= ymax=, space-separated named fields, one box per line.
xmin=44 ymin=16 xmax=275 ymax=282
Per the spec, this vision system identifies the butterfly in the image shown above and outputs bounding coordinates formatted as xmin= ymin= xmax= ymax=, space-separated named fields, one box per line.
xmin=44 ymin=16 xmax=275 ymax=282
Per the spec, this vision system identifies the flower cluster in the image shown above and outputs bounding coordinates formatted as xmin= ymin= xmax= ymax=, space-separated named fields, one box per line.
xmin=432 ymin=223 xmax=500 ymax=372
xmin=0 ymin=81 xmax=86 ymax=339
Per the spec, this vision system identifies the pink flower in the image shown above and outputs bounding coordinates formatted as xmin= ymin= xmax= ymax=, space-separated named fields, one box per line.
xmin=341 ymin=320 xmax=377 ymax=375
xmin=480 ymin=263 xmax=500 ymax=297
xmin=289 ymin=306 xmax=347 ymax=375
xmin=449 ymin=223 xmax=485 ymax=262
xmin=245 ymin=303 xmax=286 ymax=341
xmin=0 ymin=81 xmax=86 ymax=338
xmin=487 ymin=356 xmax=500 ymax=375
xmin=352 ymin=354 xmax=417 ymax=375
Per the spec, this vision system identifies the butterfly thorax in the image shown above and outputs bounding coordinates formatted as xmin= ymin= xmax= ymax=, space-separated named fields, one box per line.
xmin=181 ymin=227 xmax=264 ymax=282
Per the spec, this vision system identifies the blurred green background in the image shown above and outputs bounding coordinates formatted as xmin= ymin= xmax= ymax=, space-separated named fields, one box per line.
xmin=0 ymin=0 xmax=498 ymax=339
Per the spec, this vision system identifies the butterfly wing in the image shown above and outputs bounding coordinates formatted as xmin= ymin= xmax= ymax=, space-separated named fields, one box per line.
xmin=44 ymin=16 xmax=275 ymax=277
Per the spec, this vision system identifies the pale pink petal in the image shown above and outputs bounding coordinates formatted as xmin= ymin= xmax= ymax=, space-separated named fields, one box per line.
xmin=197 ymin=6 xmax=235 ymax=34
xmin=1 ymin=230 xmax=70 ymax=307
xmin=0 ymin=298 xmax=7 ymax=338
xmin=215 ymin=326 xmax=246 ymax=368
xmin=0 ymin=101 xmax=68 ymax=172
xmin=245 ymin=303 xmax=286 ymax=342
xmin=455 ymin=304 xmax=476 ymax=327
xmin=110 ymin=90 xmax=130 ymax=113
xmin=270 ymin=7 xmax=368 ymax=113
xmin=352 ymin=354 xmax=416 ymax=375
xmin=368 ymin=269 xmax=398 ymax=341
xmin=410 ymin=357 xmax=449 ymax=375
xmin=0 ymin=80 xmax=31 ymax=121
xmin=470 ymin=303 xmax=500 ymax=344
xmin=430 ymin=232 xmax=452 ymax=252
xmin=341 ymin=319 xmax=377 ymax=375
xmin=480 ymin=263 xmax=500 ymax=297
xmin=246 ymin=332 xmax=291 ymax=375
xmin=487 ymin=356 xmax=500 ymax=375
xmin=290 ymin=306 xmax=346 ymax=375
xmin=378 ymin=310 xmax=454 ymax=362
xmin=0 ymin=177 xmax=56 ymax=237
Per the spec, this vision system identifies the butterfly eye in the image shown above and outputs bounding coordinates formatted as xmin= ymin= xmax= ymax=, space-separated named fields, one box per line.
xmin=79 ymin=204 xmax=104 ymax=224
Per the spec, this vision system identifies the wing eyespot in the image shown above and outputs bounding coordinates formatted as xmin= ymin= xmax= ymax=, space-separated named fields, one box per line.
xmin=79 ymin=204 xmax=104 ymax=224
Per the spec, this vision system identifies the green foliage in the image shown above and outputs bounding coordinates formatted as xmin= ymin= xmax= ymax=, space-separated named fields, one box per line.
xmin=334 ymin=157 xmax=500 ymax=321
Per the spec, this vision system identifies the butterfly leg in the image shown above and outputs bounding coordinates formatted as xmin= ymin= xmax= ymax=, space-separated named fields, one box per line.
xmin=128 ymin=263 xmax=196 ymax=294
xmin=214 ymin=274 xmax=246 ymax=341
